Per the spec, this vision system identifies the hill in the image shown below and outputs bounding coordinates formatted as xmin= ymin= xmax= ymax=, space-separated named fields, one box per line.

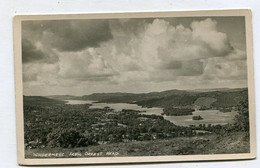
xmin=45 ymin=95 xmax=81 ymax=100
xmin=82 ymin=89 xmax=192 ymax=104
xmin=23 ymin=96 xmax=66 ymax=106
xmin=136 ymin=89 xmax=248 ymax=109
xmin=25 ymin=131 xmax=249 ymax=158
xmin=40 ymin=88 xmax=248 ymax=110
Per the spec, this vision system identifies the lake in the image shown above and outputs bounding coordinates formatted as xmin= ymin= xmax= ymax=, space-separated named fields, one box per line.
xmin=66 ymin=100 xmax=237 ymax=126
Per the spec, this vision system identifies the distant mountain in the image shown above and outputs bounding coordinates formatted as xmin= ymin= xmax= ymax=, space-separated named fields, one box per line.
xmin=34 ymin=88 xmax=248 ymax=109
xmin=46 ymin=95 xmax=81 ymax=100
xmin=80 ymin=88 xmax=248 ymax=109
xmin=135 ymin=88 xmax=248 ymax=109
xmin=188 ymin=88 xmax=246 ymax=92
xmin=81 ymin=89 xmax=188 ymax=103
xmin=82 ymin=92 xmax=135 ymax=101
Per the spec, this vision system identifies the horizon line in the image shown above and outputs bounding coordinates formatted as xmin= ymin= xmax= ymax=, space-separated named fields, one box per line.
xmin=23 ymin=87 xmax=248 ymax=97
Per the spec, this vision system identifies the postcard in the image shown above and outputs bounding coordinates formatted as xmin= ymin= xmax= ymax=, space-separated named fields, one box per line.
xmin=13 ymin=9 xmax=256 ymax=165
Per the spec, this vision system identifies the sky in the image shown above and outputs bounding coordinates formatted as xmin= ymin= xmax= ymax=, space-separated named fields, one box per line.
xmin=22 ymin=16 xmax=248 ymax=96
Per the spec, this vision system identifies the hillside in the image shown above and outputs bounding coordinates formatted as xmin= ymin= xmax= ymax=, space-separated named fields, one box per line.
xmin=43 ymin=88 xmax=248 ymax=110
xmin=81 ymin=89 xmax=188 ymax=103
xmin=138 ymin=89 xmax=247 ymax=109
xmin=193 ymin=97 xmax=217 ymax=107
xmin=23 ymin=96 xmax=66 ymax=106
xmin=25 ymin=132 xmax=249 ymax=158
xmin=23 ymin=89 xmax=250 ymax=159
xmin=82 ymin=88 xmax=248 ymax=109
xmin=45 ymin=95 xmax=81 ymax=100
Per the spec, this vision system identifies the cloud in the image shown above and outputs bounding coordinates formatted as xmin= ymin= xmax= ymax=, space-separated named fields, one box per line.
xmin=226 ymin=49 xmax=246 ymax=60
xmin=23 ymin=20 xmax=113 ymax=52
xmin=98 ymin=18 xmax=235 ymax=82
xmin=22 ymin=63 xmax=60 ymax=83
xmin=177 ymin=60 xmax=204 ymax=76
xmin=202 ymin=57 xmax=247 ymax=80
xmin=58 ymin=48 xmax=119 ymax=81
xmin=22 ymin=19 xmax=115 ymax=82
xmin=22 ymin=38 xmax=58 ymax=64
xmin=142 ymin=18 xmax=234 ymax=64
xmin=22 ymin=72 xmax=37 ymax=82
xmin=191 ymin=18 xmax=233 ymax=56
xmin=22 ymin=17 xmax=248 ymax=95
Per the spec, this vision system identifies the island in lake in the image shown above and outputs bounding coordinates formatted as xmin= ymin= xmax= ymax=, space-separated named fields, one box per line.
xmin=162 ymin=107 xmax=195 ymax=116
xmin=193 ymin=115 xmax=203 ymax=120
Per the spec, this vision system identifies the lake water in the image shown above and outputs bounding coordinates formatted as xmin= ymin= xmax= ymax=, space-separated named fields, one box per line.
xmin=66 ymin=100 xmax=237 ymax=126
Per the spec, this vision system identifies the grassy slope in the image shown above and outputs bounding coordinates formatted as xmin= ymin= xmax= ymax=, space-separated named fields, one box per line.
xmin=25 ymin=132 xmax=249 ymax=158
xmin=193 ymin=97 xmax=217 ymax=107
xmin=23 ymin=96 xmax=66 ymax=106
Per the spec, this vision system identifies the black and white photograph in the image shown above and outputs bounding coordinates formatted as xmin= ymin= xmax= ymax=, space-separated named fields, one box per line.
xmin=13 ymin=10 xmax=256 ymax=165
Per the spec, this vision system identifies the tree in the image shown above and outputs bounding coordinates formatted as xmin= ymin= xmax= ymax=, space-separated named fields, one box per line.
xmin=234 ymin=98 xmax=249 ymax=132
xmin=47 ymin=129 xmax=89 ymax=148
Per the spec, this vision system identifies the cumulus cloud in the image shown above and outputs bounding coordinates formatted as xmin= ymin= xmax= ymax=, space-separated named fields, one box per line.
xmin=22 ymin=38 xmax=58 ymax=64
xmin=100 ymin=18 xmax=236 ymax=82
xmin=22 ymin=19 xmax=115 ymax=82
xmin=22 ymin=20 xmax=113 ymax=52
xmin=226 ymin=49 xmax=246 ymax=60
xmin=22 ymin=63 xmax=60 ymax=83
xmin=203 ymin=58 xmax=247 ymax=80
xmin=58 ymin=48 xmax=119 ymax=81
xmin=143 ymin=18 xmax=233 ymax=64
xmin=21 ymin=17 xmax=248 ymax=95
xmin=22 ymin=72 xmax=37 ymax=82
xmin=191 ymin=18 xmax=233 ymax=56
